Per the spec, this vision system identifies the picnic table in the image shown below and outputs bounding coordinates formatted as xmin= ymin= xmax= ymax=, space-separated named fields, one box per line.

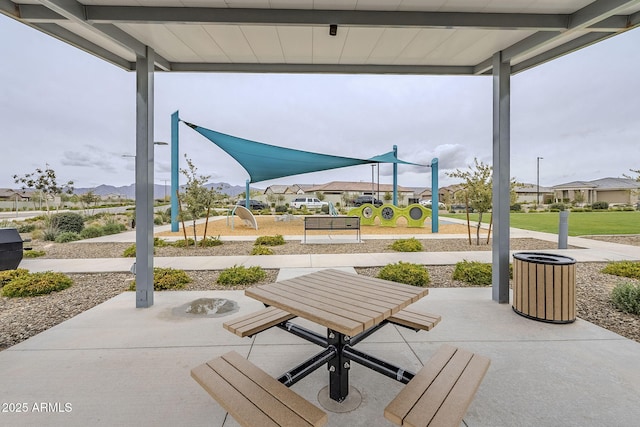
xmin=192 ymin=269 xmax=490 ymax=427
xmin=245 ymin=269 xmax=428 ymax=402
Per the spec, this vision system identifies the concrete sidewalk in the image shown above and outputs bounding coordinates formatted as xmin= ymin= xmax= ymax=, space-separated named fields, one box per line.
xmin=21 ymin=227 xmax=640 ymax=273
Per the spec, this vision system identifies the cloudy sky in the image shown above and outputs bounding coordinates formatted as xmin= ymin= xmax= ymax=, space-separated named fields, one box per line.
xmin=1 ymin=14 xmax=639 ymax=191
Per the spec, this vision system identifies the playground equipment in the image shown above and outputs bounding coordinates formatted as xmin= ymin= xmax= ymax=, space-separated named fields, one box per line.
xmin=347 ymin=203 xmax=432 ymax=228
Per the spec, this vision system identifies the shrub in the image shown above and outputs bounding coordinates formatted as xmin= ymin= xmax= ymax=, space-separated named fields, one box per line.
xmin=251 ymin=245 xmax=274 ymax=255
xmin=154 ymin=237 xmax=170 ymax=247
xmin=2 ymin=271 xmax=72 ymax=297
xmin=610 ymin=283 xmax=640 ymax=315
xmin=453 ymin=261 xmax=493 ymax=286
xmin=17 ymin=224 xmax=36 ymax=233
xmin=199 ymin=236 xmax=223 ymax=247
xmin=390 ymin=238 xmax=423 ymax=252
xmin=601 ymin=261 xmax=640 ymax=280
xmin=510 ymin=203 xmax=521 ymax=211
xmin=54 ymin=231 xmax=81 ymax=243
xmin=80 ymin=226 xmax=104 ymax=239
xmin=123 ymin=244 xmax=137 ymax=258
xmin=0 ymin=268 xmax=29 ymax=288
xmin=50 ymin=212 xmax=84 ymax=233
xmin=173 ymin=238 xmax=195 ymax=248
xmin=321 ymin=204 xmax=330 ymax=214
xmin=129 ymin=267 xmax=191 ymax=291
xmin=275 ymin=205 xmax=288 ymax=213
xmin=42 ymin=226 xmax=60 ymax=241
xmin=217 ymin=265 xmax=267 ymax=286
xmin=549 ymin=203 xmax=566 ymax=211
xmin=377 ymin=262 xmax=430 ymax=287
xmin=102 ymin=222 xmax=126 ymax=235
xmin=23 ymin=250 xmax=46 ymax=258
xmin=254 ymin=235 xmax=285 ymax=246
xmin=591 ymin=201 xmax=609 ymax=210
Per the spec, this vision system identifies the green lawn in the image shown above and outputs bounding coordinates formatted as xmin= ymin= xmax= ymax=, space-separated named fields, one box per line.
xmin=443 ymin=211 xmax=640 ymax=236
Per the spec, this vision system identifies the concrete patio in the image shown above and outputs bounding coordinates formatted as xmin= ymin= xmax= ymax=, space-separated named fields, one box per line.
xmin=2 ymin=281 xmax=639 ymax=426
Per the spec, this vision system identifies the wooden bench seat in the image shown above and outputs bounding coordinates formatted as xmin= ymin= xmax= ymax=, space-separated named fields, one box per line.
xmin=385 ymin=344 xmax=490 ymax=427
xmin=388 ymin=308 xmax=441 ymax=332
xmin=191 ymin=351 xmax=327 ymax=427
xmin=223 ymin=306 xmax=295 ymax=337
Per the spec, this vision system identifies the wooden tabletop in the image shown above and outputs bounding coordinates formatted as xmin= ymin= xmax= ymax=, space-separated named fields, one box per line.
xmin=245 ymin=269 xmax=428 ymax=336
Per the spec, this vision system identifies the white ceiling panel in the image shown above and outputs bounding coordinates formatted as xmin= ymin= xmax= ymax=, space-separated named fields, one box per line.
xmin=312 ymin=26 xmax=348 ymax=64
xmin=241 ymin=26 xmax=285 ymax=62
xmin=277 ymin=26 xmax=313 ymax=63
xmin=353 ymin=0 xmax=403 ymax=11
xmin=338 ymin=27 xmax=384 ymax=64
xmin=202 ymin=25 xmax=257 ymax=62
xmin=393 ymin=28 xmax=455 ymax=64
xmin=118 ymin=23 xmax=200 ymax=61
xmin=367 ymin=28 xmax=421 ymax=63
xmin=3 ymin=0 xmax=638 ymax=73
xmin=165 ymin=24 xmax=228 ymax=62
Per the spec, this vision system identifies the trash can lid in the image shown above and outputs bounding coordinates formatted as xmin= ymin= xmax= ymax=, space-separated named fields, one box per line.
xmin=513 ymin=252 xmax=576 ymax=265
xmin=0 ymin=228 xmax=22 ymax=244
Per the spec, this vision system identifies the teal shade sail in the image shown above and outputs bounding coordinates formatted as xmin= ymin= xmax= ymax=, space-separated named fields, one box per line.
xmin=185 ymin=122 xmax=423 ymax=183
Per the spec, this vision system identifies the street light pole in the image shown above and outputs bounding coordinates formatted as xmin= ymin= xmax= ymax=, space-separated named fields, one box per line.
xmin=537 ymin=156 xmax=544 ymax=205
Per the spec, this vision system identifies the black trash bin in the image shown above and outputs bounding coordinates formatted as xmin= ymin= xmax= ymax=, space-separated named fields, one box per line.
xmin=512 ymin=252 xmax=577 ymax=324
xmin=0 ymin=228 xmax=25 ymax=271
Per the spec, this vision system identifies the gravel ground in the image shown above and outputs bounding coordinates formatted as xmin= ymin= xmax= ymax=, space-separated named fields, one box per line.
xmin=2 ymin=236 xmax=639 ymax=350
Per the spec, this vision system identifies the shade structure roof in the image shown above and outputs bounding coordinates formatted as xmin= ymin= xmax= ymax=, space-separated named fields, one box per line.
xmin=3 ymin=1 xmax=639 ymax=76
xmin=186 ymin=121 xmax=420 ymax=183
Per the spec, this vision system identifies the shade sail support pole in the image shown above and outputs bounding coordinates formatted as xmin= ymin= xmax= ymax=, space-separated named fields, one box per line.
xmin=392 ymin=145 xmax=398 ymax=205
xmin=171 ymin=110 xmax=180 ymax=232
xmin=431 ymin=158 xmax=439 ymax=233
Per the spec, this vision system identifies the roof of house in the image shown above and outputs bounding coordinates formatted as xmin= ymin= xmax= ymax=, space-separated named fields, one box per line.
xmin=516 ymin=183 xmax=555 ymax=193
xmin=306 ymin=181 xmax=412 ymax=193
xmin=553 ymin=177 xmax=640 ymax=190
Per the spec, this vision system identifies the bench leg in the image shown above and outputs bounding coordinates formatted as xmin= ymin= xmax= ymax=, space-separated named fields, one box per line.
xmin=327 ymin=329 xmax=349 ymax=402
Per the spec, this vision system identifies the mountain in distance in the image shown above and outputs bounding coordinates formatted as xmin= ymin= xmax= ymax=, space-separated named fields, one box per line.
xmin=74 ymin=182 xmax=262 ymax=200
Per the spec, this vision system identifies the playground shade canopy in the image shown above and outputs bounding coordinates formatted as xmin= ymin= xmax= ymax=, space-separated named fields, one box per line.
xmin=185 ymin=122 xmax=421 ymax=183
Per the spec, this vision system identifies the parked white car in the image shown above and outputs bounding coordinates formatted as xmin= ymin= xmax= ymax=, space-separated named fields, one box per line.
xmin=291 ymin=197 xmax=328 ymax=209
xmin=420 ymin=199 xmax=446 ymax=209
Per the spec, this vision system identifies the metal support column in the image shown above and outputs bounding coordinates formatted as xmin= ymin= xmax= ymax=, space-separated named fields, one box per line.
xmin=492 ymin=51 xmax=511 ymax=304
xmin=170 ymin=110 xmax=179 ymax=232
xmin=135 ymin=46 xmax=155 ymax=308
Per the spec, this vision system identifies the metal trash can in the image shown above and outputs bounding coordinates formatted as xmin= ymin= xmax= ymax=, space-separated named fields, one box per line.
xmin=0 ymin=228 xmax=25 ymax=271
xmin=512 ymin=252 xmax=577 ymax=324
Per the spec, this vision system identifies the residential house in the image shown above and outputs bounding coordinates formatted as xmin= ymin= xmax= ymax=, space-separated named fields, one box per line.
xmin=305 ymin=181 xmax=414 ymax=206
xmin=552 ymin=177 xmax=640 ymax=206
xmin=263 ymin=184 xmax=311 ymax=205
xmin=514 ymin=183 xmax=554 ymax=204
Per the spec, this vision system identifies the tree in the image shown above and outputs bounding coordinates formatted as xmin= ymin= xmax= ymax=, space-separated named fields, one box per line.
xmin=178 ymin=156 xmax=221 ymax=245
xmin=13 ymin=165 xmax=74 ymax=213
xmin=79 ymin=190 xmax=100 ymax=215
xmin=447 ymin=158 xmax=518 ymax=245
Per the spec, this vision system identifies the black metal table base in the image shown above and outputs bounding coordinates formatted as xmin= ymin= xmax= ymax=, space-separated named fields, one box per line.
xmin=275 ymin=320 xmax=415 ymax=403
